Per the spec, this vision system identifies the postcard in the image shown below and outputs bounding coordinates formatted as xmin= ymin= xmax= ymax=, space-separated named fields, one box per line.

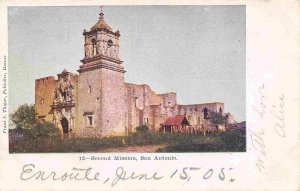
xmin=0 ymin=0 xmax=299 ymax=190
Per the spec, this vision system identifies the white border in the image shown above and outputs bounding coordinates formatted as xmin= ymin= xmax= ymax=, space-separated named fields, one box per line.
xmin=0 ymin=0 xmax=299 ymax=190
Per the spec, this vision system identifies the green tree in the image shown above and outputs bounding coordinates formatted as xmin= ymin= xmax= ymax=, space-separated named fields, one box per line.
xmin=210 ymin=112 xmax=225 ymax=125
xmin=10 ymin=104 xmax=35 ymax=129
xmin=30 ymin=121 xmax=60 ymax=138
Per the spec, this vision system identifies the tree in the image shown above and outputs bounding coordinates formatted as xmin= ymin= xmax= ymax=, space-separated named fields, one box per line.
xmin=210 ymin=112 xmax=225 ymax=125
xmin=10 ymin=104 xmax=35 ymax=129
xmin=30 ymin=121 xmax=60 ymax=138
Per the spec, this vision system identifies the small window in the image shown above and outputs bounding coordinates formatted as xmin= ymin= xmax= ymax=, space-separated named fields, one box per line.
xmin=91 ymin=39 xmax=96 ymax=45
xmin=86 ymin=115 xmax=94 ymax=127
xmin=88 ymin=86 xmax=92 ymax=94
xmin=41 ymin=99 xmax=44 ymax=104
xmin=107 ymin=39 xmax=113 ymax=47
xmin=88 ymin=116 xmax=93 ymax=126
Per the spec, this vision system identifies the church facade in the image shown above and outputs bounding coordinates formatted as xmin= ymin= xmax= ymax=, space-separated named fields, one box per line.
xmin=35 ymin=11 xmax=235 ymax=137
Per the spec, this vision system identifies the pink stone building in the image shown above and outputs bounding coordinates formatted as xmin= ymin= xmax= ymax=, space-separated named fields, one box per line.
xmin=35 ymin=11 xmax=235 ymax=137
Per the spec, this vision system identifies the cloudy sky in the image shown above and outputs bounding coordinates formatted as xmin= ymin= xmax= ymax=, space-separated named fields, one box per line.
xmin=8 ymin=5 xmax=245 ymax=121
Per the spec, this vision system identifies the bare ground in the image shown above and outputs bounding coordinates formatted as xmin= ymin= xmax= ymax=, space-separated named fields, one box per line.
xmin=97 ymin=144 xmax=165 ymax=152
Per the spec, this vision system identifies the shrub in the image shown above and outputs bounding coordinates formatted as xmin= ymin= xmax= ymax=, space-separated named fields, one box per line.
xmin=27 ymin=121 xmax=61 ymax=138
xmin=210 ymin=112 xmax=225 ymax=125
xmin=135 ymin=125 xmax=149 ymax=132
xmin=219 ymin=129 xmax=246 ymax=151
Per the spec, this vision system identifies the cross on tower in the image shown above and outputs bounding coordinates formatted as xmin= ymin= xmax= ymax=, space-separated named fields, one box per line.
xmin=99 ymin=5 xmax=104 ymax=20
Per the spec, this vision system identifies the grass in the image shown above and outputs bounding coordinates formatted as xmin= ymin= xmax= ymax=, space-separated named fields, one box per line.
xmin=9 ymin=129 xmax=246 ymax=153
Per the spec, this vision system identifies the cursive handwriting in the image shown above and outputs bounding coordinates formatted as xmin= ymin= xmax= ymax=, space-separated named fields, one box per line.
xmin=249 ymin=128 xmax=267 ymax=172
xmin=111 ymin=166 xmax=164 ymax=187
xmin=251 ymin=84 xmax=267 ymax=172
xmin=252 ymin=84 xmax=266 ymax=119
xmin=251 ymin=84 xmax=286 ymax=173
xmin=270 ymin=94 xmax=285 ymax=137
xmin=20 ymin=164 xmax=100 ymax=181
xmin=20 ymin=164 xmax=236 ymax=187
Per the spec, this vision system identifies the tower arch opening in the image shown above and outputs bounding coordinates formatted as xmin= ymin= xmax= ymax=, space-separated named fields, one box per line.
xmin=91 ymin=38 xmax=97 ymax=56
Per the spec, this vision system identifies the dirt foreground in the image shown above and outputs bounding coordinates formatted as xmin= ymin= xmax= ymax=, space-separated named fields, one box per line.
xmin=97 ymin=144 xmax=165 ymax=152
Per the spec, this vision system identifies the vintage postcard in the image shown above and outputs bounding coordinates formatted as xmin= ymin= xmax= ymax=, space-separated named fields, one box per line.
xmin=0 ymin=0 xmax=299 ymax=190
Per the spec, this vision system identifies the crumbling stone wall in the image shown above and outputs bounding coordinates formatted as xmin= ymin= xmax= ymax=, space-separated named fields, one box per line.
xmin=35 ymin=76 xmax=56 ymax=123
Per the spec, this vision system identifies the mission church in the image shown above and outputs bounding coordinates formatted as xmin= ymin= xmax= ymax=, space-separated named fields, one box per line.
xmin=35 ymin=11 xmax=236 ymax=137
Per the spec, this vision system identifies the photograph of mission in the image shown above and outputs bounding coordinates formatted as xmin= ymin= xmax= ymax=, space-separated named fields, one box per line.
xmin=9 ymin=6 xmax=246 ymax=153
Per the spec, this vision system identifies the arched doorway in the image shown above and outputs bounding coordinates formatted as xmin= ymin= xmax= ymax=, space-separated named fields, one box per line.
xmin=61 ymin=117 xmax=69 ymax=133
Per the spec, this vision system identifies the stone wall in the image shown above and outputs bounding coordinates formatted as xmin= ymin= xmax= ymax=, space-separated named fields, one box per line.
xmin=124 ymin=83 xmax=231 ymax=133
xmin=101 ymin=68 xmax=127 ymax=136
xmin=77 ymin=67 xmax=127 ymax=137
xmin=35 ymin=76 xmax=56 ymax=122
xmin=177 ymin=102 xmax=225 ymax=127
xmin=125 ymin=83 xmax=178 ymax=131
xmin=77 ymin=68 xmax=103 ymax=137
xmin=125 ymin=84 xmax=161 ymax=110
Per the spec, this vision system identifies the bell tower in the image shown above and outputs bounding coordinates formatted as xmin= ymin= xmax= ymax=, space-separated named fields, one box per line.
xmin=82 ymin=12 xmax=121 ymax=60
xmin=76 ymin=10 xmax=127 ymax=137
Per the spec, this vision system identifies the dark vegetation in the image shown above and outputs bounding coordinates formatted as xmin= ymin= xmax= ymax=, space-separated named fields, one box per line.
xmin=210 ymin=112 xmax=225 ymax=125
xmin=9 ymin=129 xmax=245 ymax=153
xmin=135 ymin=125 xmax=149 ymax=132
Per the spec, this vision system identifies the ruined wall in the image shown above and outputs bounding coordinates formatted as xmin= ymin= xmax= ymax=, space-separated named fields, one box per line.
xmin=124 ymin=82 xmax=227 ymax=132
xmin=177 ymin=102 xmax=225 ymax=127
xmin=125 ymin=83 xmax=168 ymax=110
xmin=125 ymin=83 xmax=177 ymax=131
xmin=125 ymin=83 xmax=137 ymax=133
xmin=35 ymin=76 xmax=56 ymax=123
xmin=152 ymin=104 xmax=168 ymax=131
xmin=225 ymin=113 xmax=235 ymax=124
xmin=144 ymin=85 xmax=164 ymax=106
xmin=142 ymin=105 xmax=156 ymax=131
xmin=158 ymin=93 xmax=177 ymax=108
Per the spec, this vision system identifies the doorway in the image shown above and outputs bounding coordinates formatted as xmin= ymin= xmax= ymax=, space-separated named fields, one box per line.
xmin=61 ymin=117 xmax=69 ymax=133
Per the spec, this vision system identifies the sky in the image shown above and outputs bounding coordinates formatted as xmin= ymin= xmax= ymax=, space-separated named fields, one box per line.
xmin=8 ymin=6 xmax=245 ymax=122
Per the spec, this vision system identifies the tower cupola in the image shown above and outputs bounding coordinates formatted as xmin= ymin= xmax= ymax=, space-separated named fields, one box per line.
xmin=82 ymin=10 xmax=121 ymax=61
